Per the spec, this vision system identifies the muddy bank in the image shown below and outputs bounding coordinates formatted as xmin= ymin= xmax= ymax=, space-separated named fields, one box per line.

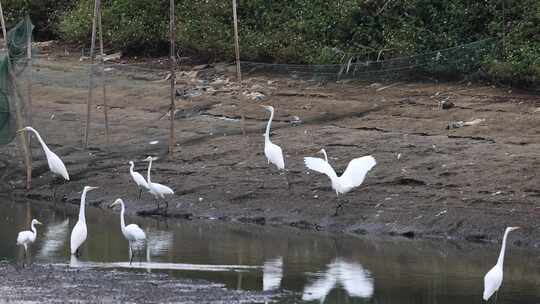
xmin=1 ymin=53 xmax=540 ymax=248
xmin=0 ymin=261 xmax=280 ymax=303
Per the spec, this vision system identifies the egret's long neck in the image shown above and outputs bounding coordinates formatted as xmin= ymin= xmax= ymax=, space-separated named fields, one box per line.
xmin=120 ymin=202 xmax=126 ymax=231
xmin=29 ymin=128 xmax=51 ymax=153
xmin=322 ymin=150 xmax=328 ymax=163
xmin=31 ymin=222 xmax=37 ymax=236
xmin=497 ymin=229 xmax=511 ymax=266
xmin=79 ymin=190 xmax=88 ymax=222
xmin=130 ymin=163 xmax=135 ymax=174
xmin=146 ymin=159 xmax=152 ymax=183
xmin=264 ymin=110 xmax=274 ymax=140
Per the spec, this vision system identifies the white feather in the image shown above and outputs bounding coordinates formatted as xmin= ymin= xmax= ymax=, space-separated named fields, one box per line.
xmin=70 ymin=186 xmax=97 ymax=255
xmin=24 ymin=127 xmax=69 ymax=180
xmin=304 ymin=154 xmax=376 ymax=195
xmin=129 ymin=161 xmax=149 ymax=189
xmin=262 ymin=106 xmax=285 ymax=170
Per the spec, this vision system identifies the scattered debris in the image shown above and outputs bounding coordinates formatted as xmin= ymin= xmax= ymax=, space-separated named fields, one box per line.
xmin=435 ymin=210 xmax=447 ymax=217
xmin=447 ymin=118 xmax=485 ymax=129
xmin=438 ymin=99 xmax=455 ymax=110
xmin=149 ymin=141 xmax=159 ymax=145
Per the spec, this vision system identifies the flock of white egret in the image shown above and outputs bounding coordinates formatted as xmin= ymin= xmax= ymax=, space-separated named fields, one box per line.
xmin=14 ymin=106 xmax=520 ymax=301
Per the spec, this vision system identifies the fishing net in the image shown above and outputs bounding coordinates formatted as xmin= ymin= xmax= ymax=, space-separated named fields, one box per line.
xmin=241 ymin=38 xmax=497 ymax=81
xmin=0 ymin=16 xmax=34 ymax=145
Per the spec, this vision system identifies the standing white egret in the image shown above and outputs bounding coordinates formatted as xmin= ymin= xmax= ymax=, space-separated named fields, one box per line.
xmin=483 ymin=226 xmax=520 ymax=302
xmin=17 ymin=219 xmax=42 ymax=265
xmin=144 ymin=156 xmax=174 ymax=211
xmin=110 ymin=198 xmax=146 ymax=264
xmin=304 ymin=150 xmax=376 ymax=215
xmin=70 ymin=186 xmax=98 ymax=257
xmin=18 ymin=126 xmax=69 ymax=198
xmin=261 ymin=105 xmax=289 ymax=188
xmin=129 ymin=161 xmax=149 ymax=199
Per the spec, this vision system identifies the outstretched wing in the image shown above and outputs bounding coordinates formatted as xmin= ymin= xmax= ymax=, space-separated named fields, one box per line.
xmin=304 ymin=157 xmax=337 ymax=180
xmin=341 ymin=156 xmax=376 ymax=187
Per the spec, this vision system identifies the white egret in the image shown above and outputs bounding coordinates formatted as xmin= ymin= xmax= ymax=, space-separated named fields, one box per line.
xmin=144 ymin=156 xmax=174 ymax=211
xmin=110 ymin=198 xmax=146 ymax=264
xmin=261 ymin=105 xmax=289 ymax=188
xmin=70 ymin=186 xmax=98 ymax=257
xmin=18 ymin=126 xmax=69 ymax=198
xmin=304 ymin=150 xmax=376 ymax=215
xmin=129 ymin=161 xmax=149 ymax=199
xmin=483 ymin=226 xmax=520 ymax=302
xmin=16 ymin=219 xmax=42 ymax=265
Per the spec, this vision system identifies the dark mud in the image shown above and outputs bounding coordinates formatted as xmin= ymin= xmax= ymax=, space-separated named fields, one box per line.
xmin=0 ymin=261 xmax=280 ymax=303
xmin=1 ymin=50 xmax=540 ymax=248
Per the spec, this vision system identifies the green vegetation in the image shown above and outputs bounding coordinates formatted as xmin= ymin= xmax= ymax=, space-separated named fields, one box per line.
xmin=3 ymin=0 xmax=540 ymax=86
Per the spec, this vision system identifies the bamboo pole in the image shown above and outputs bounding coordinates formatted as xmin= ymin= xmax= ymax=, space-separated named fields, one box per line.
xmin=84 ymin=0 xmax=99 ymax=149
xmin=0 ymin=2 xmax=32 ymax=190
xmin=97 ymin=4 xmax=110 ymax=145
xmin=25 ymin=17 xmax=32 ymax=189
xmin=232 ymin=0 xmax=241 ymax=82
xmin=168 ymin=0 xmax=176 ymax=156
xmin=232 ymin=0 xmax=245 ymax=135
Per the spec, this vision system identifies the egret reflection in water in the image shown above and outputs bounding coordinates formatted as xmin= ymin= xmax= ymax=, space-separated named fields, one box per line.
xmin=263 ymin=257 xmax=283 ymax=291
xmin=36 ymin=219 xmax=70 ymax=259
xmin=302 ymin=258 xmax=374 ymax=302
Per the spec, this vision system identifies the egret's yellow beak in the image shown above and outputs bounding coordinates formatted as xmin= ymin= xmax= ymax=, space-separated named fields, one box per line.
xmin=109 ymin=199 xmax=121 ymax=208
xmin=16 ymin=128 xmax=25 ymax=133
xmin=35 ymin=220 xmax=43 ymax=225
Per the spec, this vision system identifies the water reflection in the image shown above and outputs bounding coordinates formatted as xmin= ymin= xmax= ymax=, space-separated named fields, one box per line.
xmin=2 ymin=200 xmax=540 ymax=304
xmin=302 ymin=259 xmax=374 ymax=302
xmin=36 ymin=219 xmax=70 ymax=259
xmin=263 ymin=257 xmax=283 ymax=291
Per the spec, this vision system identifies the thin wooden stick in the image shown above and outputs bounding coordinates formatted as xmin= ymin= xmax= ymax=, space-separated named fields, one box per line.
xmin=97 ymin=4 xmax=110 ymax=145
xmin=84 ymin=0 xmax=99 ymax=149
xmin=168 ymin=0 xmax=176 ymax=156
xmin=0 ymin=2 xmax=32 ymax=190
xmin=25 ymin=17 xmax=33 ymax=189
xmin=232 ymin=0 xmax=242 ymax=82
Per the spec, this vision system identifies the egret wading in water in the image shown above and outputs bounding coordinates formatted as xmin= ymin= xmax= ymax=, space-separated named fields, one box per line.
xmin=17 ymin=219 xmax=42 ymax=266
xmin=110 ymin=198 xmax=146 ymax=264
xmin=70 ymin=186 xmax=98 ymax=257
xmin=144 ymin=156 xmax=174 ymax=212
xmin=483 ymin=226 xmax=520 ymax=303
xmin=129 ymin=161 xmax=149 ymax=199
xmin=261 ymin=105 xmax=289 ymax=189
xmin=304 ymin=150 xmax=376 ymax=215
xmin=17 ymin=126 xmax=69 ymax=199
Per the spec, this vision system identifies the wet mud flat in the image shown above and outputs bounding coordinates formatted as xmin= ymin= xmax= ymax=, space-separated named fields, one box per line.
xmin=1 ymin=54 xmax=540 ymax=248
xmin=0 ymin=261 xmax=280 ymax=303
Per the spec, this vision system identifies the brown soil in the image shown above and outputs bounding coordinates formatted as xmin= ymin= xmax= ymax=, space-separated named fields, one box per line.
xmin=2 ymin=48 xmax=540 ymax=248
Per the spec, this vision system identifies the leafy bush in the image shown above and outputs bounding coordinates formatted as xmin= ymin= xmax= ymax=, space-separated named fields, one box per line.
xmin=7 ymin=0 xmax=540 ymax=86
xmin=2 ymin=0 xmax=75 ymax=40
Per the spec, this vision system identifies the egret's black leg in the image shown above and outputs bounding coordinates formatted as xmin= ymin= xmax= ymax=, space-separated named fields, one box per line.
xmin=494 ymin=291 xmax=498 ymax=304
xmin=75 ymin=249 xmax=80 ymax=258
xmin=283 ymin=170 xmax=291 ymax=191
xmin=138 ymin=188 xmax=142 ymax=200
xmin=334 ymin=197 xmax=344 ymax=216
xmin=129 ymin=246 xmax=134 ymax=265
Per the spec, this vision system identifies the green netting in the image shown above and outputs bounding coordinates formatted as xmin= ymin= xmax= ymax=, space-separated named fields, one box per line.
xmin=241 ymin=38 xmax=497 ymax=81
xmin=0 ymin=16 xmax=34 ymax=145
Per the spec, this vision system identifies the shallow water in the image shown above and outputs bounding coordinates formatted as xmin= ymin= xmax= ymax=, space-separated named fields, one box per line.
xmin=2 ymin=198 xmax=540 ymax=304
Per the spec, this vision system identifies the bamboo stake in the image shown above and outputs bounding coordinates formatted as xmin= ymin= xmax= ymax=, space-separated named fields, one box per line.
xmin=232 ymin=0 xmax=245 ymax=134
xmin=168 ymin=0 xmax=176 ymax=156
xmin=0 ymin=2 xmax=32 ymax=190
xmin=25 ymin=17 xmax=32 ymax=189
xmin=97 ymin=4 xmax=110 ymax=145
xmin=84 ymin=0 xmax=99 ymax=149
xmin=232 ymin=0 xmax=241 ymax=82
